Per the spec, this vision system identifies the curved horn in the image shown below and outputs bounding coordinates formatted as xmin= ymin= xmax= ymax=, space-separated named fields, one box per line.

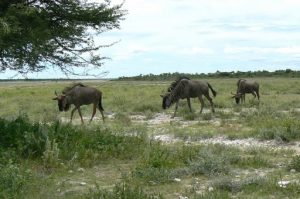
xmin=160 ymin=89 xmax=166 ymax=98
xmin=55 ymin=90 xmax=58 ymax=96
xmin=231 ymin=92 xmax=238 ymax=98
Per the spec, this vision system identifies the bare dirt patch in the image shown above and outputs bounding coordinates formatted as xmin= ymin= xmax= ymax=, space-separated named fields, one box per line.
xmin=129 ymin=112 xmax=221 ymax=127
xmin=154 ymin=135 xmax=300 ymax=155
xmin=59 ymin=108 xmax=300 ymax=155
xmin=56 ymin=163 xmax=130 ymax=197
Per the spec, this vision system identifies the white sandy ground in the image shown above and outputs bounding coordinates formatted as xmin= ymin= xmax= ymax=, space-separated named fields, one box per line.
xmin=153 ymin=134 xmax=300 ymax=155
xmin=59 ymin=108 xmax=300 ymax=155
xmin=56 ymin=109 xmax=300 ymax=198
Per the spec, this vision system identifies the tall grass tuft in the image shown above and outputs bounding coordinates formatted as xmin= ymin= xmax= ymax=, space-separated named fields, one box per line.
xmin=42 ymin=138 xmax=60 ymax=169
xmin=212 ymin=176 xmax=267 ymax=193
xmin=193 ymin=191 xmax=231 ymax=199
xmin=252 ymin=117 xmax=300 ymax=142
xmin=188 ymin=148 xmax=231 ymax=176
xmin=0 ymin=161 xmax=31 ymax=198
xmin=85 ymin=181 xmax=164 ymax=199
xmin=288 ymin=155 xmax=300 ymax=172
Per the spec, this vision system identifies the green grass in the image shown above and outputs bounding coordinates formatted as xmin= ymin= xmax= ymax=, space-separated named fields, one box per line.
xmin=85 ymin=181 xmax=164 ymax=199
xmin=0 ymin=78 xmax=300 ymax=198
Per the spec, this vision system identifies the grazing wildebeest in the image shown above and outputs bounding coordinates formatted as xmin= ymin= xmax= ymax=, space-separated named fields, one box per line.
xmin=52 ymin=83 xmax=105 ymax=123
xmin=161 ymin=77 xmax=217 ymax=118
xmin=232 ymin=79 xmax=260 ymax=104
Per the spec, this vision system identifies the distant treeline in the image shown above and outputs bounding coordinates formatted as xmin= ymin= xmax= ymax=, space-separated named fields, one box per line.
xmin=0 ymin=78 xmax=107 ymax=82
xmin=0 ymin=69 xmax=299 ymax=82
xmin=116 ymin=69 xmax=300 ymax=81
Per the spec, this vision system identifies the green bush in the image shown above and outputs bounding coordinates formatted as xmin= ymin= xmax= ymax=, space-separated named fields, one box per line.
xmin=0 ymin=115 xmax=48 ymax=158
xmin=189 ymin=150 xmax=230 ymax=176
xmin=0 ymin=161 xmax=31 ymax=198
xmin=0 ymin=116 xmax=149 ymax=167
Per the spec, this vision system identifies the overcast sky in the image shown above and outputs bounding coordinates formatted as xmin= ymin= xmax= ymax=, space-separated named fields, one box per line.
xmin=2 ymin=0 xmax=300 ymax=78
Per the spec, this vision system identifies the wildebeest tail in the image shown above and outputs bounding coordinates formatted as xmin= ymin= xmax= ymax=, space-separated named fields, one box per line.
xmin=207 ymin=83 xmax=217 ymax=97
xmin=98 ymin=95 xmax=104 ymax=111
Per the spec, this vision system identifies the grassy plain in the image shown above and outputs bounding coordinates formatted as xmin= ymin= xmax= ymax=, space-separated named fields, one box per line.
xmin=0 ymin=77 xmax=300 ymax=198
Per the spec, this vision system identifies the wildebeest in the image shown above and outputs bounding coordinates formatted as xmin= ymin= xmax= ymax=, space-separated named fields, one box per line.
xmin=52 ymin=83 xmax=105 ymax=123
xmin=161 ymin=77 xmax=217 ymax=117
xmin=232 ymin=79 xmax=260 ymax=104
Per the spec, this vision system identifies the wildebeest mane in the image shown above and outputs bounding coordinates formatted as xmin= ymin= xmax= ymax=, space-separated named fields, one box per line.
xmin=62 ymin=83 xmax=86 ymax=94
xmin=167 ymin=80 xmax=186 ymax=106
xmin=167 ymin=76 xmax=190 ymax=92
xmin=237 ymin=79 xmax=246 ymax=87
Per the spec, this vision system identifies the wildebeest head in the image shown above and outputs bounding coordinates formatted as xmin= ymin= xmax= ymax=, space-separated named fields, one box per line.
xmin=52 ymin=91 xmax=70 ymax=112
xmin=160 ymin=93 xmax=172 ymax=109
xmin=231 ymin=92 xmax=242 ymax=104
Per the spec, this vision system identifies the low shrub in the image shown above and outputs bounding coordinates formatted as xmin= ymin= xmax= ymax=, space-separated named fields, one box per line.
xmin=288 ymin=155 xmax=300 ymax=172
xmin=212 ymin=176 xmax=267 ymax=193
xmin=114 ymin=112 xmax=132 ymax=125
xmin=133 ymin=103 xmax=160 ymax=113
xmin=0 ymin=115 xmax=48 ymax=158
xmin=189 ymin=149 xmax=230 ymax=176
xmin=0 ymin=161 xmax=31 ymax=198
xmin=256 ymin=118 xmax=300 ymax=142
xmin=86 ymin=181 xmax=164 ymax=199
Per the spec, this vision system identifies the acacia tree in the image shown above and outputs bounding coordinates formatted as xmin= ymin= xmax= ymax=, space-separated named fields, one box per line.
xmin=0 ymin=0 xmax=126 ymax=76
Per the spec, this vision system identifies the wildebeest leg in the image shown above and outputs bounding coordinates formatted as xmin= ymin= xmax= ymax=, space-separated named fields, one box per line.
xmin=198 ymin=96 xmax=205 ymax=114
xmin=77 ymin=107 xmax=84 ymax=124
xmin=97 ymin=96 xmax=105 ymax=122
xmin=187 ymin=98 xmax=192 ymax=112
xmin=98 ymin=108 xmax=105 ymax=122
xmin=90 ymin=103 xmax=97 ymax=122
xmin=96 ymin=106 xmax=105 ymax=122
xmin=172 ymin=101 xmax=179 ymax=118
xmin=251 ymin=91 xmax=256 ymax=99
xmin=204 ymin=93 xmax=215 ymax=113
xmin=256 ymin=90 xmax=260 ymax=101
xmin=242 ymin=94 xmax=245 ymax=103
xmin=97 ymin=102 xmax=105 ymax=122
xmin=70 ymin=107 xmax=77 ymax=123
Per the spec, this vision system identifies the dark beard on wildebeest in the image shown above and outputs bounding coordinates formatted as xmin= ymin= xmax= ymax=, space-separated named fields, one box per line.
xmin=64 ymin=103 xmax=70 ymax=111
xmin=162 ymin=96 xmax=168 ymax=109
xmin=235 ymin=97 xmax=240 ymax=104
xmin=58 ymin=100 xmax=64 ymax=112
xmin=162 ymin=94 xmax=173 ymax=109
xmin=58 ymin=100 xmax=70 ymax=112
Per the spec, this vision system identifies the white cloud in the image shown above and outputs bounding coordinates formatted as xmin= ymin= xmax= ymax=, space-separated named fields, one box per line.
xmin=114 ymin=44 xmax=151 ymax=60
xmin=181 ymin=47 xmax=215 ymax=55
xmin=224 ymin=46 xmax=300 ymax=55
xmin=3 ymin=0 xmax=300 ymax=78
